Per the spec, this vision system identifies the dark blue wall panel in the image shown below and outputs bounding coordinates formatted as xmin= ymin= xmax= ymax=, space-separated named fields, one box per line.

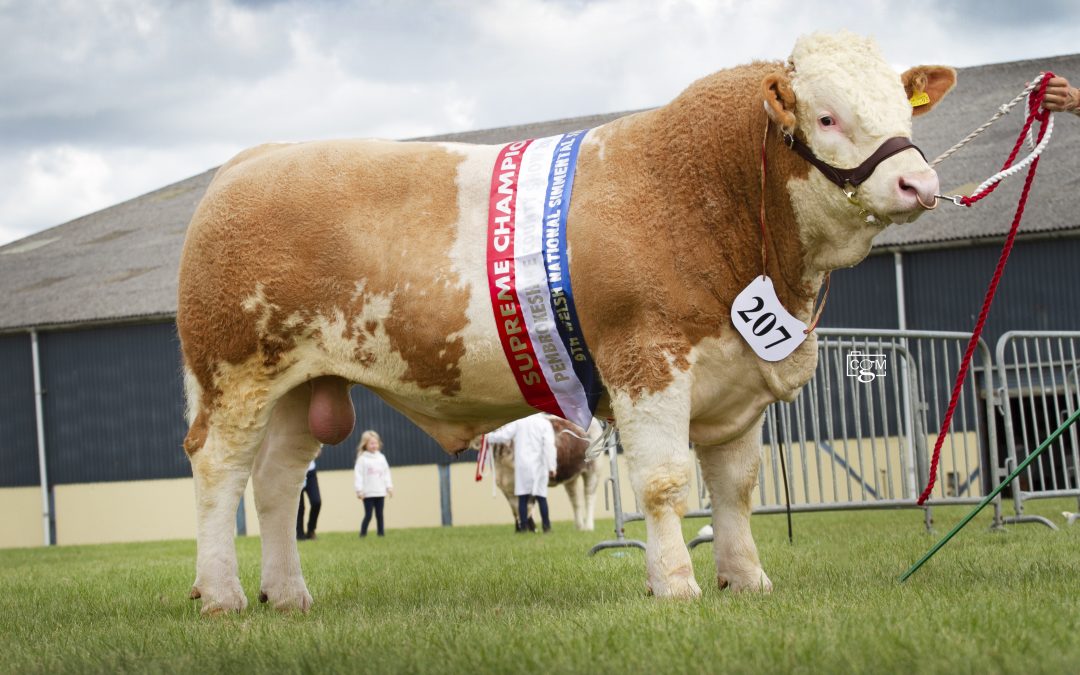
xmin=903 ymin=238 xmax=1080 ymax=348
xmin=0 ymin=333 xmax=38 ymax=487
xmin=40 ymin=323 xmax=190 ymax=484
xmin=34 ymin=322 xmax=456 ymax=484
xmin=13 ymin=237 xmax=1077 ymax=487
xmin=820 ymin=252 xmax=899 ymax=329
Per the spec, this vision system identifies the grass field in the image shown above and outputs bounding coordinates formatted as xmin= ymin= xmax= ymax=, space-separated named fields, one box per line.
xmin=1 ymin=499 xmax=1078 ymax=674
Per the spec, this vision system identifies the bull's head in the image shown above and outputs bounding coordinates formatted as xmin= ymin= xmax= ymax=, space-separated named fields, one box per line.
xmin=763 ymin=32 xmax=955 ymax=271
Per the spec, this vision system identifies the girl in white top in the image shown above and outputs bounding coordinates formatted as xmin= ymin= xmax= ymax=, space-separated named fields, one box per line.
xmin=354 ymin=430 xmax=393 ymax=537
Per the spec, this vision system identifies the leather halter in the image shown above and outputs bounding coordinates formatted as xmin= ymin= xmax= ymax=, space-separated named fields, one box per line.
xmin=782 ymin=133 xmax=926 ymax=189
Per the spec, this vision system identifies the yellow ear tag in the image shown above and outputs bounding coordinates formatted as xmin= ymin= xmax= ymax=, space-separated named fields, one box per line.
xmin=909 ymin=90 xmax=930 ymax=107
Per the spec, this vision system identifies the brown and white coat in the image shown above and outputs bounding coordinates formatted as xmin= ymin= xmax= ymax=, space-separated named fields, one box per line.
xmin=177 ymin=31 xmax=954 ymax=613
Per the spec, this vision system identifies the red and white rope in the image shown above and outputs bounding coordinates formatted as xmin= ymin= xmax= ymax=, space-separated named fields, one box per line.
xmin=968 ymin=109 xmax=1053 ymax=198
xmin=916 ymin=72 xmax=1053 ymax=505
xmin=930 ymin=75 xmax=1044 ymax=168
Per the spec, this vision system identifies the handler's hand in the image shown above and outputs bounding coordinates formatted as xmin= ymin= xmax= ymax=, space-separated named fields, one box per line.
xmin=387 ymin=487 xmax=394 ymax=498
xmin=356 ymin=491 xmax=364 ymax=500
xmin=549 ymin=470 xmax=557 ymax=479
xmin=1043 ymin=76 xmax=1080 ymax=112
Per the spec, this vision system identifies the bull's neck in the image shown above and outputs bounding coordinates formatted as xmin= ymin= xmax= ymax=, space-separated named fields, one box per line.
xmin=633 ymin=64 xmax=820 ymax=324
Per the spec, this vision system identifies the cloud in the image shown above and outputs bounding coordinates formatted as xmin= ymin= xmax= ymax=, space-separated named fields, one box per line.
xmin=0 ymin=145 xmax=112 ymax=243
xmin=1 ymin=0 xmax=1078 ymax=245
xmin=0 ymin=141 xmax=239 ymax=243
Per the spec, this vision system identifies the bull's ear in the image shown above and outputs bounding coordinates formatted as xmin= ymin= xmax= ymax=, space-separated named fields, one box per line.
xmin=762 ymin=71 xmax=797 ymax=131
xmin=901 ymin=66 xmax=956 ymax=116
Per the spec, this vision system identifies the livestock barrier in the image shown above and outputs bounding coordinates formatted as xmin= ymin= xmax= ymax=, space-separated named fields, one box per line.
xmin=591 ymin=328 xmax=1019 ymax=555
xmin=995 ymin=331 xmax=1080 ymax=529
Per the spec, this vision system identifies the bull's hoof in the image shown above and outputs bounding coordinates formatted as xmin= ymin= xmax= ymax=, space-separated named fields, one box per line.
xmin=718 ymin=569 xmax=773 ymax=593
xmin=259 ymin=578 xmax=313 ymax=613
xmin=199 ymin=593 xmax=248 ymax=616
xmin=647 ymin=570 xmax=701 ymax=600
xmin=196 ymin=579 xmax=248 ymax=616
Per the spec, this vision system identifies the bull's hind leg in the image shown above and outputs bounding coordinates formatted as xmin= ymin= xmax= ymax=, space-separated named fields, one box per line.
xmin=564 ymin=475 xmax=586 ymax=530
xmin=251 ymin=384 xmax=322 ymax=612
xmin=697 ymin=417 xmax=772 ymax=593
xmin=188 ymin=415 xmax=267 ymax=615
xmin=613 ymin=375 xmax=700 ymax=599
xmin=581 ymin=460 xmax=600 ymax=531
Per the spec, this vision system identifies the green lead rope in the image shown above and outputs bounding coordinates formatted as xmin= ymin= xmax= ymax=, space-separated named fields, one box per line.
xmin=900 ymin=406 xmax=1080 ymax=583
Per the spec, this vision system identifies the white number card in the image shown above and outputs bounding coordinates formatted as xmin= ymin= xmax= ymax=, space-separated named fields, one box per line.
xmin=730 ymin=276 xmax=807 ymax=362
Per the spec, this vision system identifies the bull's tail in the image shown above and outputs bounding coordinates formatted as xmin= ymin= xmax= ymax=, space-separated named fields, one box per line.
xmin=182 ymin=366 xmax=202 ymax=427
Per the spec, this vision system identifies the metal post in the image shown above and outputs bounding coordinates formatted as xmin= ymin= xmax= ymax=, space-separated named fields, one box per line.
xmin=589 ymin=430 xmax=645 ymax=555
xmin=30 ymin=329 xmax=54 ymax=546
xmin=893 ymin=252 xmax=907 ymax=332
xmin=894 ymin=252 xmax=919 ymax=500
xmin=438 ymin=464 xmax=452 ymax=526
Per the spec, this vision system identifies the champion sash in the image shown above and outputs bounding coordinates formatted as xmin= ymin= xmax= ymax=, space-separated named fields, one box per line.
xmin=485 ymin=130 xmax=602 ymax=430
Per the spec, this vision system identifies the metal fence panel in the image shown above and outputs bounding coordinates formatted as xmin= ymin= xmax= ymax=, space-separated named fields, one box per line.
xmin=598 ymin=329 xmax=1001 ymax=545
xmin=995 ymin=331 xmax=1080 ymax=517
xmin=756 ymin=329 xmax=995 ymax=512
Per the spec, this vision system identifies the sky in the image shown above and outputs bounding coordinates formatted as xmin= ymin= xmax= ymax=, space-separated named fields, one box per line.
xmin=1 ymin=0 xmax=1077 ymax=246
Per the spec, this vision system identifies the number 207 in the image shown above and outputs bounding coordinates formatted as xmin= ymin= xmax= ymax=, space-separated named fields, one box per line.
xmin=735 ymin=296 xmax=792 ymax=349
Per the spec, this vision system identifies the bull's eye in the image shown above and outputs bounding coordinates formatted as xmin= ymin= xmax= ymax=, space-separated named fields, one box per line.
xmin=819 ymin=115 xmax=836 ymax=127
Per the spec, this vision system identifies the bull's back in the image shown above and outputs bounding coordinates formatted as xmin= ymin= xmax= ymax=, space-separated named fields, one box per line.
xmin=177 ymin=138 xmax=486 ymax=402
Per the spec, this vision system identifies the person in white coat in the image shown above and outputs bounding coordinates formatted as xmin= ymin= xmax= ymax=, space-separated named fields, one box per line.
xmin=486 ymin=413 xmax=558 ymax=533
xmin=354 ymin=430 xmax=393 ymax=537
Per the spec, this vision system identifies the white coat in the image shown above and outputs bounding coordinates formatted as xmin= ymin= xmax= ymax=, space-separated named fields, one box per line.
xmin=354 ymin=451 xmax=393 ymax=497
xmin=486 ymin=414 xmax=557 ymax=497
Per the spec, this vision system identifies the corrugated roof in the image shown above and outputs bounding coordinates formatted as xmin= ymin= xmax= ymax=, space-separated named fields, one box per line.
xmin=1 ymin=53 xmax=1077 ymax=332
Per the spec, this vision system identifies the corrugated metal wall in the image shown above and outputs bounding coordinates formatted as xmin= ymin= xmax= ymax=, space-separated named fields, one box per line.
xmin=39 ymin=323 xmax=190 ymax=484
xmin=819 ymin=252 xmax=899 ymax=329
xmin=903 ymin=238 xmax=1080 ymax=348
xmin=2 ymin=322 xmax=454 ymax=486
xmin=0 ymin=333 xmax=38 ymax=487
xmin=1 ymin=236 xmax=1075 ymax=486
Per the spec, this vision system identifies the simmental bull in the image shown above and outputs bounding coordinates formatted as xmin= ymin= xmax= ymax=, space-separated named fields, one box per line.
xmin=177 ymin=31 xmax=954 ymax=613
xmin=483 ymin=416 xmax=602 ymax=532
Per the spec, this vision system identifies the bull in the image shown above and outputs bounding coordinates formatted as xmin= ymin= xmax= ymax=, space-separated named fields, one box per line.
xmin=177 ymin=31 xmax=954 ymax=613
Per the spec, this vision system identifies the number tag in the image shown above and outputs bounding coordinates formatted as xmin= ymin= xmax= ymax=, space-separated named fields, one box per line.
xmin=730 ymin=276 xmax=807 ymax=362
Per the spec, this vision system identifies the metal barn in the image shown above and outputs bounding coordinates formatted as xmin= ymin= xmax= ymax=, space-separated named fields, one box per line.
xmin=1 ymin=53 xmax=1077 ymax=547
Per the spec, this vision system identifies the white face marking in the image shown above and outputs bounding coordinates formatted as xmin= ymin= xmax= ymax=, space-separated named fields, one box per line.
xmin=786 ymin=32 xmax=939 ymax=270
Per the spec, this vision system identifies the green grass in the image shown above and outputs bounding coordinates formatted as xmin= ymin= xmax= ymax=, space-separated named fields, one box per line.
xmin=1 ymin=499 xmax=1078 ymax=674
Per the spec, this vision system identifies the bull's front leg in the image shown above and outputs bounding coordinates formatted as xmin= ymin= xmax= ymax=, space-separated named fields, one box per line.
xmin=613 ymin=375 xmax=700 ymax=599
xmin=696 ymin=416 xmax=772 ymax=593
